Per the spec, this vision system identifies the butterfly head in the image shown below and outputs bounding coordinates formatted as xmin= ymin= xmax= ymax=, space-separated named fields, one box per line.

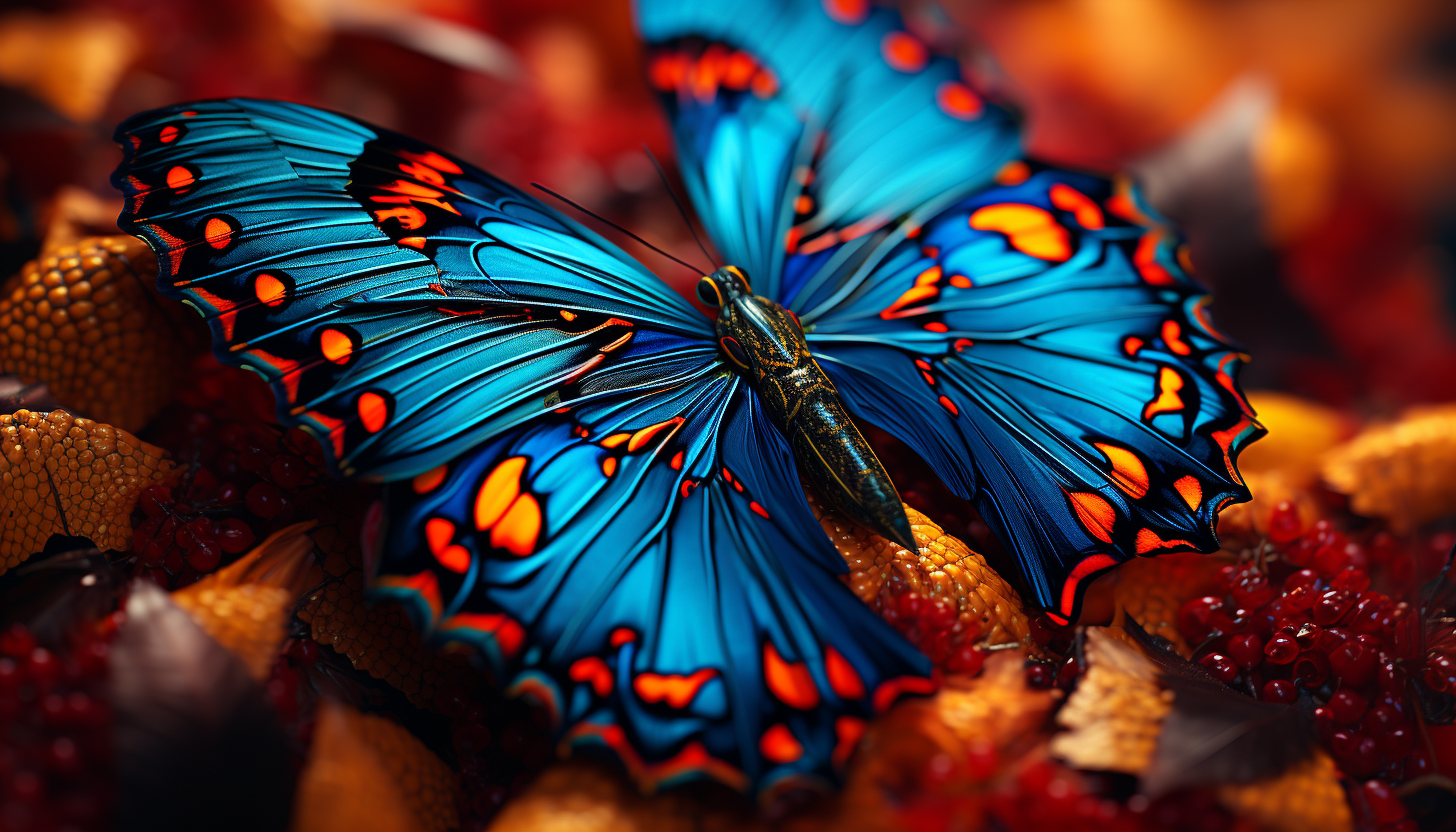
xmin=697 ymin=266 xmax=807 ymax=376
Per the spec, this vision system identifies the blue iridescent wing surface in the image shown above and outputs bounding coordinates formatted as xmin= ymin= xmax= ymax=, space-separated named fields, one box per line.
xmin=112 ymin=99 xmax=710 ymax=481
xmin=805 ymin=166 xmax=1263 ymax=621
xmin=635 ymin=0 xmax=1021 ymax=304
xmin=111 ymin=98 xmax=933 ymax=792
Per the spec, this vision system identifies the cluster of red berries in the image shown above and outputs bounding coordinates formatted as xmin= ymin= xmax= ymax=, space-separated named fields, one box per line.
xmin=0 ymin=621 xmax=116 ymax=832
xmin=1176 ymin=502 xmax=1441 ymax=786
xmin=879 ymin=589 xmax=987 ymax=676
xmin=981 ymin=758 xmax=1235 ymax=832
xmin=434 ymin=685 xmax=553 ymax=831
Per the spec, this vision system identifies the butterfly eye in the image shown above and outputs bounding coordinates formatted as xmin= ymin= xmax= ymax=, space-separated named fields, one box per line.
xmin=697 ymin=277 xmax=723 ymax=307
xmin=719 ymin=336 xmax=750 ymax=369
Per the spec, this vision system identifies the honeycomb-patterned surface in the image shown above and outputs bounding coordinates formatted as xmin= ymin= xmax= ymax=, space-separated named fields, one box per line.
xmin=0 ymin=235 xmax=194 ymax=431
xmin=1217 ymin=751 xmax=1353 ymax=832
xmin=1323 ymin=403 xmax=1456 ymax=533
xmin=1108 ymin=552 xmax=1226 ymax=656
xmin=0 ymin=408 xmax=174 ymax=574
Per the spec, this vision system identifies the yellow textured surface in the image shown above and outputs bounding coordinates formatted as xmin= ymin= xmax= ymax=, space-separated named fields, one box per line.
xmin=298 ymin=505 xmax=477 ymax=709
xmin=172 ymin=523 xmax=322 ymax=681
xmin=808 ymin=491 xmax=1031 ymax=648
xmin=489 ymin=759 xmax=762 ymax=832
xmin=1106 ymin=552 xmax=1225 ymax=656
xmin=1050 ymin=628 xmax=1171 ymax=773
xmin=1216 ymin=751 xmax=1353 ymax=832
xmin=1323 ymin=404 xmax=1456 ymax=532
xmin=0 ymin=235 xmax=193 ymax=431
xmin=921 ymin=649 xmax=1058 ymax=751
xmin=0 ymin=408 xmax=174 ymax=575
xmin=292 ymin=700 xmax=438 ymax=832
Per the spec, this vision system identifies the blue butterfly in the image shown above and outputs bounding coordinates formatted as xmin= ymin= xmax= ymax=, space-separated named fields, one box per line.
xmin=110 ymin=0 xmax=1261 ymax=796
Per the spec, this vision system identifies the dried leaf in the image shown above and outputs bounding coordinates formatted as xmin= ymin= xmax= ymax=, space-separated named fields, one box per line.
xmin=808 ymin=490 xmax=1032 ymax=648
xmin=0 ymin=409 xmax=175 ymax=576
xmin=1216 ymin=751 xmax=1352 ymax=832
xmin=291 ymin=700 xmax=422 ymax=832
xmin=1239 ymin=392 xmax=1353 ymax=480
xmin=489 ymin=758 xmax=762 ymax=832
xmin=0 ymin=11 xmax=138 ymax=122
xmin=1323 ymin=403 xmax=1456 ymax=532
xmin=0 ymin=236 xmax=199 ymax=431
xmin=1051 ymin=627 xmax=1172 ymax=773
xmin=111 ymin=581 xmax=293 ymax=832
xmin=1107 ymin=552 xmax=1226 ymax=656
xmin=1126 ymin=620 xmax=1318 ymax=796
xmin=172 ymin=522 xmax=323 ymax=681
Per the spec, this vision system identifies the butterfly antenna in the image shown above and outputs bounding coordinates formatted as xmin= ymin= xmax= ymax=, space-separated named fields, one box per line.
xmin=531 ymin=183 xmax=703 ymax=276
xmin=642 ymin=144 xmax=718 ymax=270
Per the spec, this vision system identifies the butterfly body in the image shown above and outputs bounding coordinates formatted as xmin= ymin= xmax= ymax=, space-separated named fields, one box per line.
xmin=702 ymin=266 xmax=916 ymax=553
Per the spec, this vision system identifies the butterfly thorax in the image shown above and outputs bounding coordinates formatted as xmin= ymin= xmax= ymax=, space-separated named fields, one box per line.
xmin=697 ymin=267 xmax=917 ymax=553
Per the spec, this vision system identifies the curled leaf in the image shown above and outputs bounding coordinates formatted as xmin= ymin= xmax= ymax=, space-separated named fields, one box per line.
xmin=1050 ymin=627 xmax=1172 ymax=773
xmin=808 ymin=490 xmax=1031 ymax=647
xmin=1323 ymin=403 xmax=1456 ymax=532
xmin=0 ymin=409 xmax=175 ymax=576
xmin=1216 ymin=751 xmax=1352 ymax=832
xmin=171 ymin=522 xmax=323 ymax=681
xmin=292 ymin=699 xmax=459 ymax=832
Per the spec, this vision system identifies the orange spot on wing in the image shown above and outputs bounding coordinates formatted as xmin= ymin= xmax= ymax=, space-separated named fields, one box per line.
xmin=724 ymin=51 xmax=757 ymax=89
xmin=413 ymin=465 xmax=447 ymax=494
xmin=204 ymin=217 xmax=234 ymax=249
xmin=760 ymin=724 xmax=804 ymax=764
xmin=570 ymin=657 xmax=614 ymax=697
xmin=1066 ymin=491 xmax=1117 ymax=544
xmin=254 ymin=272 xmax=287 ymax=306
xmin=396 ymin=149 xmax=463 ymax=175
xmin=1123 ymin=336 xmax=1144 ymax=356
xmin=1135 ymin=528 xmax=1196 ymax=555
xmin=924 ymin=321 xmax=948 ymax=333
xmin=1162 ymin=320 xmax=1192 ymax=355
xmin=948 ymin=274 xmax=972 ymax=289
xmin=491 ymin=493 xmax=541 ymax=556
xmin=375 ymin=571 xmax=444 ymax=623
xmin=628 ymin=417 xmax=684 ymax=452
xmin=1216 ymin=353 xmax=1255 ymax=416
xmin=1093 ymin=443 xmax=1149 ymax=499
xmin=611 ymin=628 xmax=636 ymax=647
xmin=880 ymin=284 xmax=939 ymax=320
xmin=159 ymin=124 xmax=179 ymax=143
xmin=634 ymin=669 xmax=718 ymax=708
xmin=1173 ymin=475 xmax=1202 ymax=510
xmin=823 ymin=0 xmax=869 ymax=24
xmin=1143 ymin=367 xmax=1187 ymax=421
xmin=1049 ymin=184 xmax=1105 ymax=230
xmin=1059 ymin=554 xmax=1119 ymax=617
xmin=670 ymin=451 xmax=684 ymax=470
xmin=825 ymin=648 xmax=865 ymax=699
xmin=881 ymin=31 xmax=927 ymax=72
xmin=601 ymin=433 xmax=631 ymax=449
xmin=425 ymin=517 xmax=454 ymax=554
xmin=304 ymin=410 xmax=348 ymax=462
xmin=994 ymin=160 xmax=1030 ymax=185
xmin=357 ymin=391 xmax=388 ymax=433
xmin=398 ymin=236 xmax=426 ymax=249
xmin=969 ymin=204 xmax=1071 ymax=261
xmin=764 ymin=643 xmax=819 ymax=709
xmin=601 ymin=456 xmax=617 ymax=477
xmin=833 ymin=716 xmax=866 ymax=767
xmin=188 ymin=286 xmax=238 ymax=341
xmin=166 ymin=166 xmax=195 ymax=190
xmin=935 ymin=81 xmax=982 ymax=120
xmin=1211 ymin=416 xmax=1260 ymax=485
xmin=872 ymin=675 xmax=938 ymax=713
xmin=1134 ymin=231 xmax=1176 ymax=285
xmin=475 ymin=456 xmax=526 ymax=530
xmin=439 ymin=612 xmax=523 ymax=657
xmin=248 ymin=348 xmax=301 ymax=402
xmin=320 ymin=328 xmax=355 ymax=364
xmin=953 ymin=338 xmax=973 ymax=352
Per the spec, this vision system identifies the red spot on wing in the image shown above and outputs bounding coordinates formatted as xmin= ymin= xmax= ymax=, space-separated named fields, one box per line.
xmin=1134 ymin=231 xmax=1176 ymax=285
xmin=938 ymin=395 xmax=958 ymax=416
xmin=749 ymin=501 xmax=770 ymax=519
xmin=872 ymin=675 xmax=938 ymax=713
xmin=1135 ymin=528 xmax=1197 ymax=555
xmin=564 ymin=725 xmax=748 ymax=793
xmin=159 ymin=125 xmax=178 ymax=143
xmin=412 ymin=465 xmax=447 ymax=494
xmin=936 ymin=81 xmax=983 ymax=120
xmin=188 ymin=286 xmax=238 ymax=341
xmin=203 ymin=216 xmax=234 ymax=249
xmin=634 ymin=669 xmax=718 ymax=708
xmin=833 ymin=716 xmax=866 ymax=767
xmin=1142 ymin=366 xmax=1187 ymax=421
xmin=1123 ymin=336 xmax=1144 ymax=356
xmin=881 ymin=32 xmax=927 ymax=72
xmin=569 ymin=657 xmax=614 ymax=697
xmin=166 ymin=166 xmax=195 ymax=191
xmin=764 ymin=643 xmax=819 ymax=709
xmin=1066 ymin=491 xmax=1117 ymax=544
xmin=823 ymin=0 xmax=868 ymax=24
xmin=439 ymin=612 xmax=524 ymax=658
xmin=760 ymin=724 xmax=804 ymax=764
xmin=1215 ymin=353 xmax=1255 ymax=416
xmin=825 ymin=648 xmax=865 ymax=699
xmin=1211 ymin=416 xmax=1261 ymax=485
xmin=1058 ymin=554 xmax=1119 ymax=618
xmin=304 ymin=410 xmax=348 ymax=461
xmin=610 ymin=628 xmax=636 ymax=647
xmin=1174 ymin=475 xmax=1203 ymax=510
xmin=357 ymin=391 xmax=389 ymax=433
xmin=1162 ymin=320 xmax=1192 ymax=355
xmin=1049 ymin=183 xmax=1105 ymax=229
xmin=374 ymin=571 xmax=444 ymax=624
xmin=248 ymin=348 xmax=302 ymax=403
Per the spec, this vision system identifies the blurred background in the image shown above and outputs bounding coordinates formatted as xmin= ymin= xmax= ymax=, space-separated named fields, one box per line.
xmin=1 ymin=0 xmax=1455 ymax=412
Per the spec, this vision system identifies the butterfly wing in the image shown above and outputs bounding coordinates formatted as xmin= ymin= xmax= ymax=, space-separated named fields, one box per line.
xmin=804 ymin=165 xmax=1263 ymax=621
xmin=112 ymin=98 xmax=933 ymax=792
xmin=112 ymin=99 xmax=710 ymax=480
xmin=636 ymin=0 xmax=1020 ymax=304
xmin=372 ymin=361 xmax=931 ymax=793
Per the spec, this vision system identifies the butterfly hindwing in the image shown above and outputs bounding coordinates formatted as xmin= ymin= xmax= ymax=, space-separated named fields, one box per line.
xmin=112 ymin=99 xmax=710 ymax=481
xmin=373 ymin=367 xmax=931 ymax=791
xmin=803 ymin=165 xmax=1263 ymax=621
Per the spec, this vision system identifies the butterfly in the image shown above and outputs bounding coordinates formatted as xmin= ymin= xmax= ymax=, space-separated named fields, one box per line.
xmin=110 ymin=0 xmax=1261 ymax=796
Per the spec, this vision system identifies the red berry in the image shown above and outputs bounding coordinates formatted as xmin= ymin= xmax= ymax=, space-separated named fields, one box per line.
xmin=1284 ymin=569 xmax=1320 ymax=592
xmin=1198 ymin=652 xmax=1239 ymax=684
xmin=215 ymin=482 xmax=242 ymax=503
xmin=1230 ymin=571 xmax=1275 ymax=609
xmin=947 ymin=644 xmax=985 ymax=676
xmin=185 ymin=540 xmax=221 ymax=573
xmin=1025 ymin=662 xmax=1055 ymax=689
xmin=1314 ymin=590 xmax=1355 ymax=626
xmin=1263 ymin=679 xmax=1297 ymax=703
xmin=434 ymin=685 xmax=469 ymax=719
xmin=1294 ymin=622 xmax=1323 ymax=650
xmin=246 ymin=482 xmax=284 ymax=518
xmin=1328 ymin=689 xmax=1368 ymax=724
xmin=1293 ymin=650 xmax=1330 ymax=688
xmin=1361 ymin=779 xmax=1408 ymax=825
xmin=139 ymin=485 xmax=173 ymax=518
xmin=1268 ymin=500 xmax=1303 ymax=543
xmin=1264 ymin=633 xmax=1300 ymax=664
xmin=269 ymin=456 xmax=309 ymax=490
xmin=965 ymin=739 xmax=998 ymax=781
xmin=1361 ymin=704 xmax=1407 ymax=735
xmin=133 ymin=516 xmax=161 ymax=553
xmin=1 ymin=624 xmax=37 ymax=658
xmin=1378 ymin=663 xmax=1407 ymax=694
xmin=1330 ymin=641 xmax=1379 ymax=688
xmin=215 ymin=517 xmax=256 ymax=554
xmin=1227 ymin=632 xmax=1264 ymax=669
xmin=1377 ymin=727 xmax=1414 ymax=761
xmin=1178 ymin=596 xmax=1232 ymax=643
xmin=1330 ymin=568 xmax=1370 ymax=593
